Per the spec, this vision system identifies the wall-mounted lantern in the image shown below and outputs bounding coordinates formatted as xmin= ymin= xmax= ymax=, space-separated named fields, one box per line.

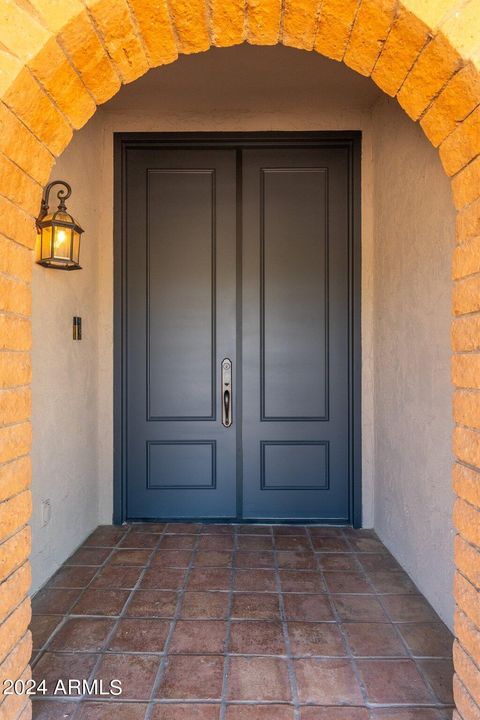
xmin=36 ymin=180 xmax=83 ymax=270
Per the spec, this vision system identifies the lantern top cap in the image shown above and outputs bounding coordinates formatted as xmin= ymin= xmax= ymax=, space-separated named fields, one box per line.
xmin=36 ymin=180 xmax=79 ymax=231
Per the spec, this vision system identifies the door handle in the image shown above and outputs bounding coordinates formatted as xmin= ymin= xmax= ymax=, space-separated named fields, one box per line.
xmin=222 ymin=358 xmax=232 ymax=428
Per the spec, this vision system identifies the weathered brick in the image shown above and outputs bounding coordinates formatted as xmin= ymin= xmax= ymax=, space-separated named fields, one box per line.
xmin=453 ymin=355 xmax=480 ymax=391
xmin=452 ymin=236 xmax=480 ymax=280
xmin=314 ymin=0 xmax=359 ymax=61
xmin=400 ymin=0 xmax=454 ymax=29
xmin=210 ymin=0 xmax=245 ymax=47
xmin=455 ymin=572 xmax=480 ymax=629
xmin=0 ymin=316 xmax=31 ymax=353
xmin=454 ymin=425 xmax=480 ymax=469
xmin=0 ymin=155 xmax=41 ymax=218
xmin=128 ymin=0 xmax=178 ymax=65
xmin=0 ymin=49 xmax=22 ymax=97
xmin=0 ymin=277 xmax=31 ymax=317
xmin=452 ymin=156 xmax=480 ymax=211
xmin=0 ymin=0 xmax=50 ymax=63
xmin=0 ymin=103 xmax=54 ymax=187
xmin=440 ymin=105 xmax=480 ymax=177
xmin=452 ymin=316 xmax=480 ymax=352
xmin=85 ymin=0 xmax=149 ymax=83
xmin=0 ymin=490 xmax=31 ymax=540
xmin=455 ymin=536 xmax=480 ymax=592
xmin=453 ymin=463 xmax=480 ymax=509
xmin=371 ymin=6 xmax=428 ymax=96
xmin=0 ymin=457 xmax=31 ymax=504
xmin=0 ymin=195 xmax=36 ymax=250
xmin=421 ymin=64 xmax=480 ymax=148
xmin=25 ymin=0 xmax=84 ymax=34
xmin=0 ymin=564 xmax=31 ymax=623
xmin=454 ymin=276 xmax=480 ymax=316
xmin=282 ymin=0 xmax=323 ymax=51
xmin=454 ymin=498 xmax=480 ymax=550
xmin=0 ymin=665 xmax=31 ymax=720
xmin=29 ymin=38 xmax=96 ymax=130
xmin=0 ymin=424 xmax=31 ymax=465
xmin=344 ymin=0 xmax=397 ymax=77
xmin=247 ymin=0 xmax=282 ymax=45
xmin=0 ymin=527 xmax=31 ymax=583
xmin=0 ymin=388 xmax=32 ymax=427
xmin=167 ymin=0 xmax=211 ymax=53
xmin=59 ymin=9 xmax=121 ymax=104
xmin=0 ymin=353 xmax=31 ymax=390
xmin=397 ymin=33 xmax=461 ymax=121
xmin=454 ymin=674 xmax=480 ymax=720
xmin=456 ymin=197 xmax=480 ymax=245
xmin=456 ymin=610 xmax=480 ymax=668
xmin=0 ymin=631 xmax=31 ymax=697
xmin=0 ymin=598 xmax=30 ymax=665
xmin=454 ymin=642 xmax=480 ymax=709
xmin=0 ymin=237 xmax=32 ymax=285
xmin=454 ymin=390 xmax=480 ymax=430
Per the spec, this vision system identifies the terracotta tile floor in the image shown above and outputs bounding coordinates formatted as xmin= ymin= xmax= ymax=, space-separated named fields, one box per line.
xmin=30 ymin=524 xmax=454 ymax=719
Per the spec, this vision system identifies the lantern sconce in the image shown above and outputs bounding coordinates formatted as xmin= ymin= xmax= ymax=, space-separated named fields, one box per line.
xmin=35 ymin=180 xmax=83 ymax=270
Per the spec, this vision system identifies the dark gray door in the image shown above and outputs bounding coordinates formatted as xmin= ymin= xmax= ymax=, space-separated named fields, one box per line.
xmin=242 ymin=149 xmax=350 ymax=521
xmin=123 ymin=142 xmax=354 ymax=521
xmin=125 ymin=148 xmax=237 ymax=518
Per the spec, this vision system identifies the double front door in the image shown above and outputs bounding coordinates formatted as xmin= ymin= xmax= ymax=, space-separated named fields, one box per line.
xmin=122 ymin=138 xmax=357 ymax=522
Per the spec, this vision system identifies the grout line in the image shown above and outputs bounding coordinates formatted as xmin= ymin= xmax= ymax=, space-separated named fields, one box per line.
xmin=219 ymin=525 xmax=238 ymax=720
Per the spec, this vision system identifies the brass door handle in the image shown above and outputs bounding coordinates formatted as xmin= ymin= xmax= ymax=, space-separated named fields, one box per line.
xmin=222 ymin=358 xmax=232 ymax=428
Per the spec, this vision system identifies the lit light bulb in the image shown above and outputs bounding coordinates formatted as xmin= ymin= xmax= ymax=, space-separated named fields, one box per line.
xmin=55 ymin=229 xmax=67 ymax=250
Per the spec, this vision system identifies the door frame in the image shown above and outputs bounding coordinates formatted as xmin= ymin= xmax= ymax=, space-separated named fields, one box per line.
xmin=113 ymin=132 xmax=362 ymax=526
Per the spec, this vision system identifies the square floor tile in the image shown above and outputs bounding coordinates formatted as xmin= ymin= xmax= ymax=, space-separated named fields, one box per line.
xmin=119 ymin=531 xmax=159 ymax=548
xmin=357 ymin=553 xmax=402 ymax=573
xmin=108 ymin=549 xmax=152 ymax=566
xmin=33 ymin=653 xmax=99 ymax=696
xmin=227 ymin=656 xmax=291 ymax=701
xmin=277 ymin=551 xmax=316 ymax=570
xmin=398 ymin=623 xmax=453 ymax=658
xmin=287 ymin=622 xmax=345 ymax=656
xmin=107 ymin=618 xmax=170 ymax=652
xmin=311 ymin=537 xmax=350 ymax=552
xmin=30 ymin=615 xmax=63 ymax=649
xmin=32 ymin=588 xmax=82 ymax=615
xmin=369 ymin=711 xmax=451 ymax=719
xmin=237 ymin=525 xmax=272 ymax=534
xmin=158 ymin=655 xmax=224 ymax=700
xmin=130 ymin=523 xmax=166 ymax=533
xmin=31 ymin=700 xmax=78 ymax=719
xmin=417 ymin=659 xmax=454 ymax=704
xmin=201 ymin=524 xmax=234 ymax=535
xmin=160 ymin=535 xmax=197 ymax=549
xmin=348 ymin=537 xmax=386 ymax=553
xmin=332 ymin=595 xmax=388 ymax=622
xmin=275 ymin=536 xmax=311 ymax=552
xmin=283 ymin=593 xmax=334 ymax=621
xmin=47 ymin=566 xmax=98 ymax=589
xmin=94 ymin=653 xmax=160 ymax=699
xmin=151 ymin=550 xmax=193 ymax=568
xmin=91 ymin=565 xmax=143 ymax=589
xmin=381 ymin=595 xmax=439 ymax=623
xmin=48 ymin=617 xmax=115 ymax=652
xmin=169 ymin=620 xmax=227 ymax=653
xmin=232 ymin=593 xmax=280 ymax=620
xmin=274 ymin=526 xmax=308 ymax=536
xmin=126 ymin=589 xmax=178 ymax=617
xmin=180 ymin=591 xmax=229 ymax=619
xmin=67 ymin=548 xmax=111 ymax=566
xmin=188 ymin=568 xmax=232 ymax=591
xmin=229 ymin=620 xmax=285 ymax=655
xmin=195 ymin=550 xmax=232 ymax=567
xmin=342 ymin=622 xmax=407 ymax=657
xmin=151 ymin=704 xmax=221 ymax=719
xmin=317 ymin=554 xmax=361 ymax=572
xmin=165 ymin=523 xmax=201 ymax=534
xmin=71 ymin=589 xmax=130 ymax=616
xmin=301 ymin=709 xmax=369 ymax=720
xmin=235 ymin=551 xmax=274 ymax=568
xmin=324 ymin=572 xmax=371 ymax=594
xmin=76 ymin=702 xmax=148 ymax=719
xmin=279 ymin=570 xmax=324 ymax=593
xmin=198 ymin=536 xmax=234 ymax=550
xmin=367 ymin=571 xmax=418 ymax=594
xmin=141 ymin=568 xmax=187 ymax=590
xmin=356 ymin=659 xmax=433 ymax=704
xmin=234 ymin=569 xmax=276 ymax=592
xmin=226 ymin=706 xmax=295 ymax=719
xmin=237 ymin=535 xmax=273 ymax=550
xmin=294 ymin=658 xmax=363 ymax=704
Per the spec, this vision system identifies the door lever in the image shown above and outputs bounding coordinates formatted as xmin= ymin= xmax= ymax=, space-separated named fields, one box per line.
xmin=221 ymin=358 xmax=232 ymax=428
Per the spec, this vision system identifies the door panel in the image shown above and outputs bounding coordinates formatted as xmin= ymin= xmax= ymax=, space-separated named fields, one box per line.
xmin=242 ymin=149 xmax=350 ymax=520
xmin=125 ymin=148 xmax=237 ymax=519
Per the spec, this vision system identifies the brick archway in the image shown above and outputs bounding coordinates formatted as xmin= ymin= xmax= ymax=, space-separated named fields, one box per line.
xmin=0 ymin=2 xmax=479 ymax=718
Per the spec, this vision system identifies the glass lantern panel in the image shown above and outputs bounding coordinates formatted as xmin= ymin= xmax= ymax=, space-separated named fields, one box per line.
xmin=52 ymin=224 xmax=73 ymax=260
xmin=72 ymin=230 xmax=81 ymax=265
xmin=41 ymin=224 xmax=53 ymax=261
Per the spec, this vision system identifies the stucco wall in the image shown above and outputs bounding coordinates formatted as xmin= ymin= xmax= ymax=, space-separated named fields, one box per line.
xmin=372 ymin=96 xmax=455 ymax=627
xmin=30 ymin=117 xmax=102 ymax=593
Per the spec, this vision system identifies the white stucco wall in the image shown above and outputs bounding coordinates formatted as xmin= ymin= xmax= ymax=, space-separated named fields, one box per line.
xmin=30 ymin=48 xmax=455 ymax=626
xmin=372 ymin=96 xmax=455 ymax=627
xmin=30 ymin=117 xmax=102 ymax=593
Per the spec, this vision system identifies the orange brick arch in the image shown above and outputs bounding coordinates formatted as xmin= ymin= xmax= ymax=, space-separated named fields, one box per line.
xmin=0 ymin=1 xmax=480 ymax=717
